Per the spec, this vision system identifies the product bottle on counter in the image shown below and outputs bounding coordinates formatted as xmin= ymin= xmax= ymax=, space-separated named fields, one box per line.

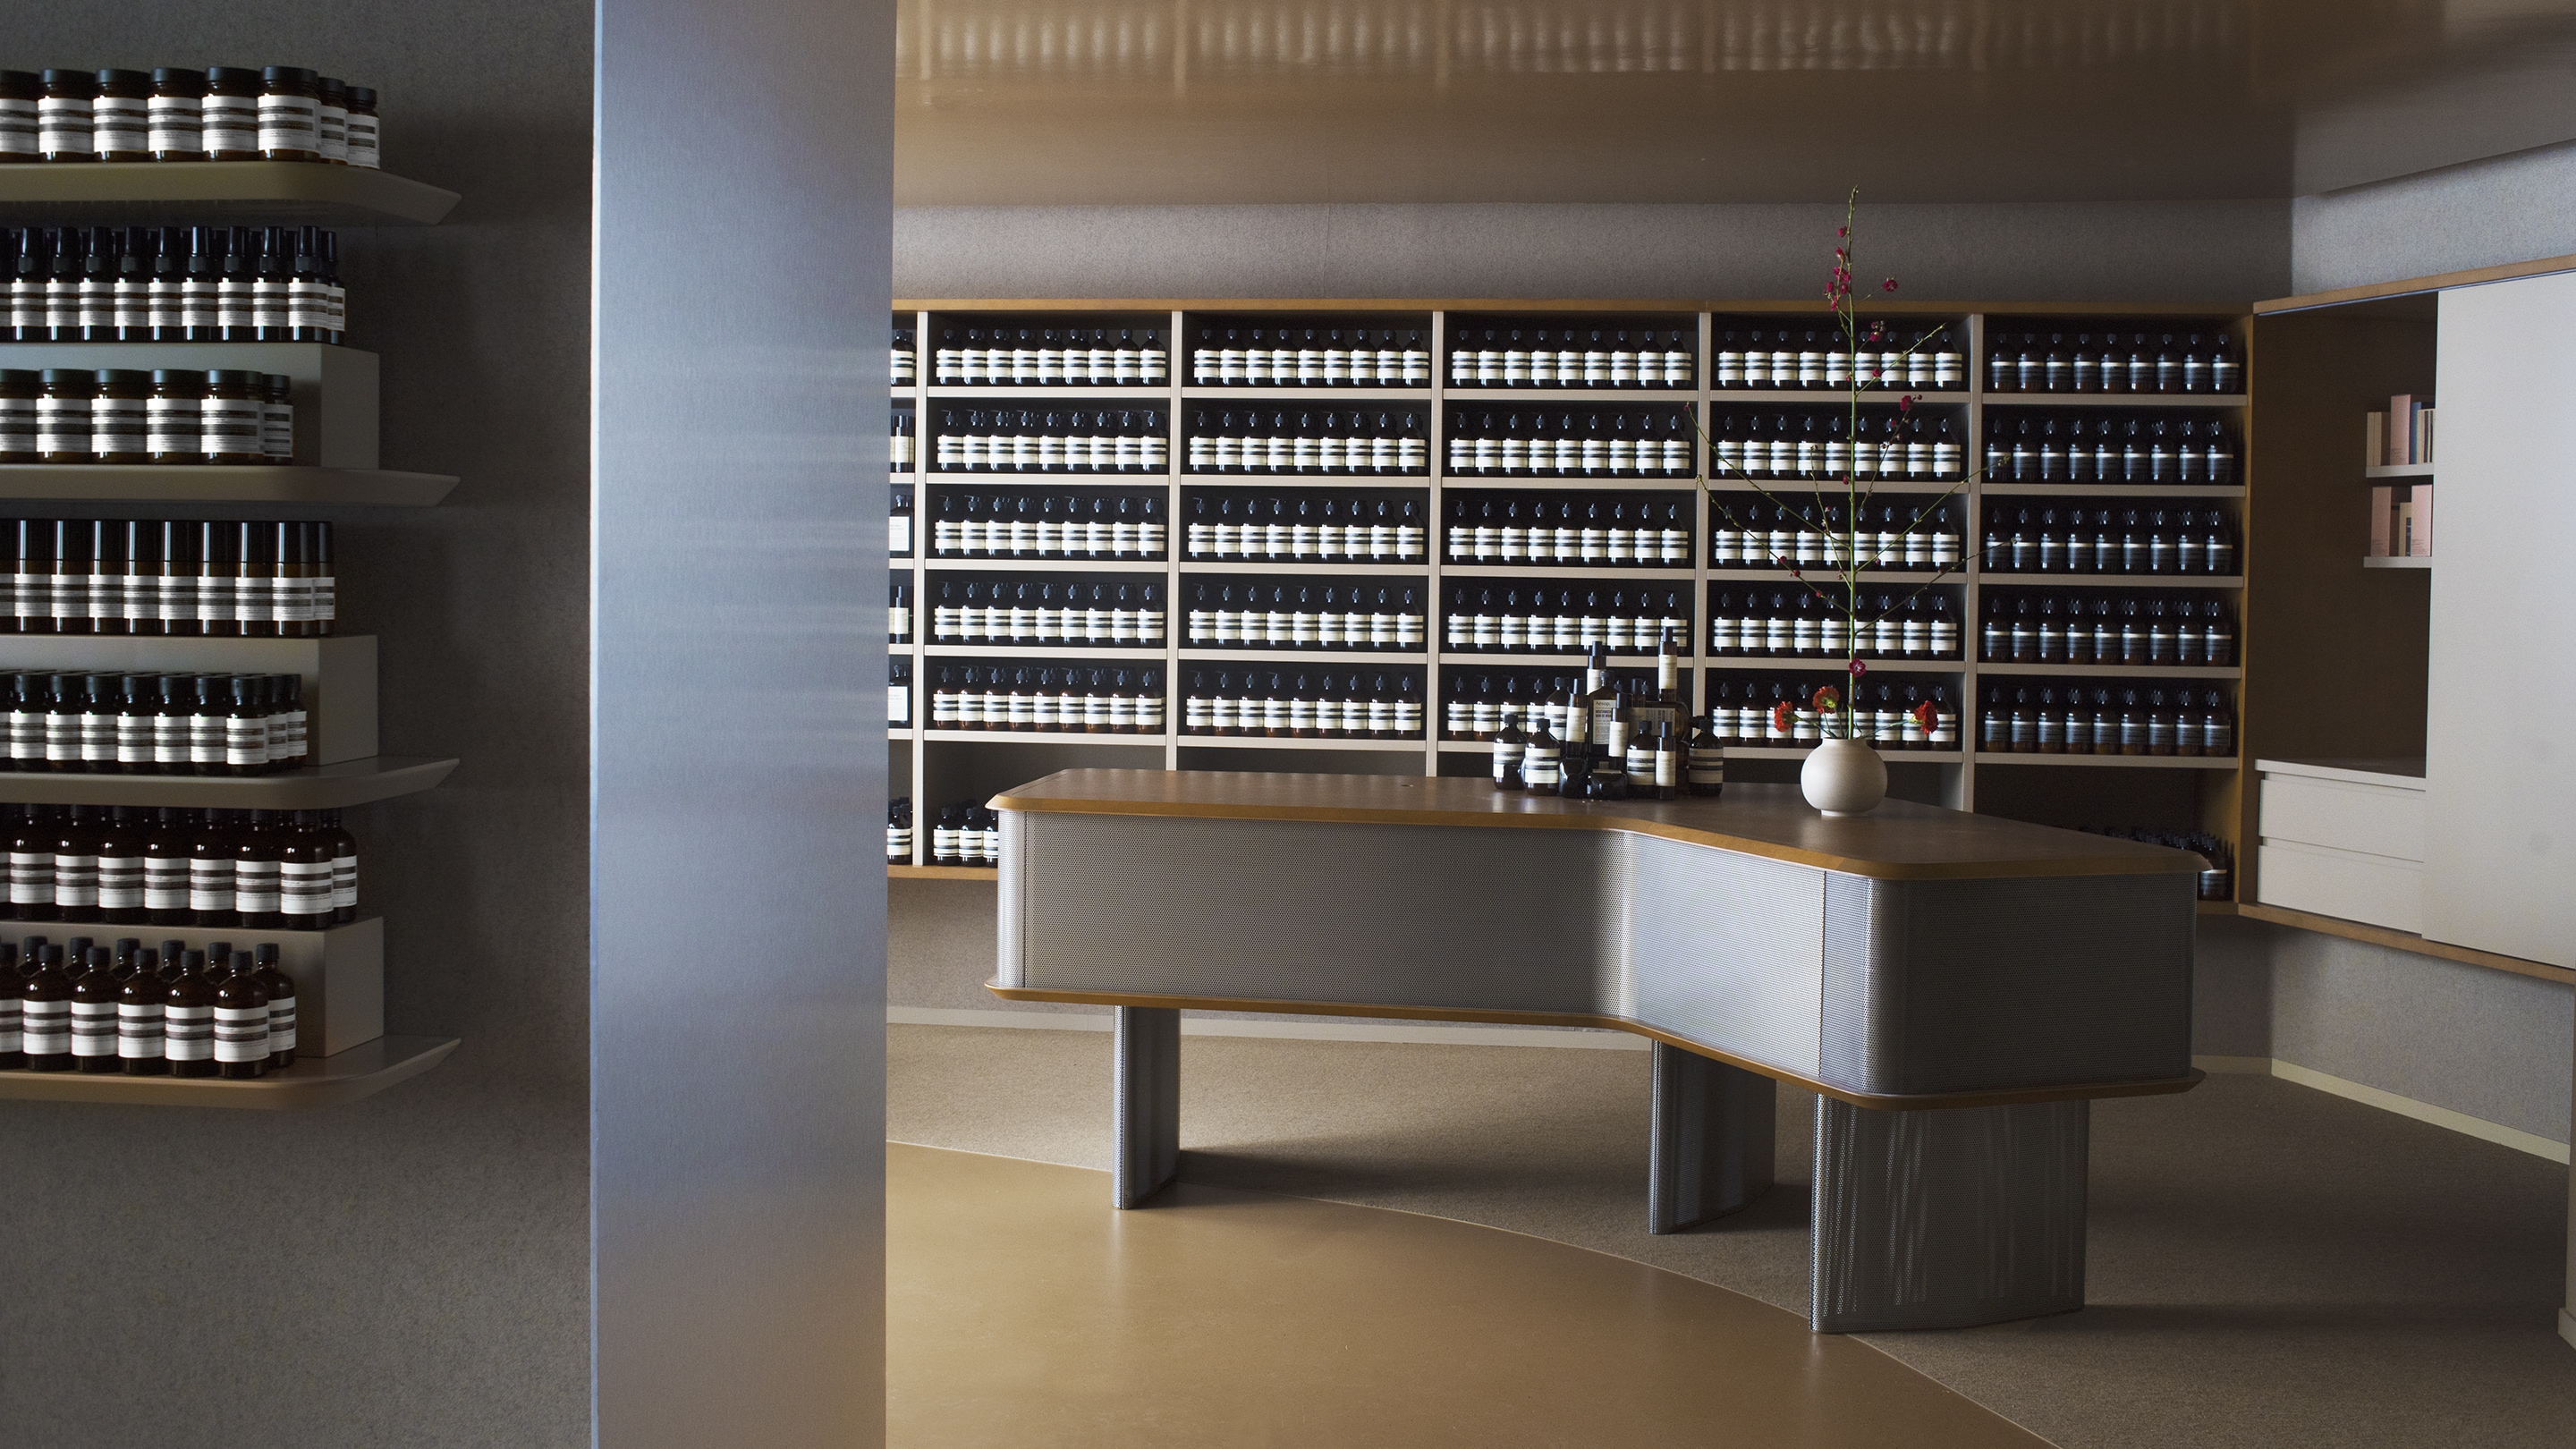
xmin=1686 ymin=715 xmax=1726 ymax=797
xmin=252 ymin=942 xmax=295 ymax=1068
xmin=1489 ymin=717 xmax=1525 ymax=791
xmin=69 ymin=946 xmax=120 ymax=1072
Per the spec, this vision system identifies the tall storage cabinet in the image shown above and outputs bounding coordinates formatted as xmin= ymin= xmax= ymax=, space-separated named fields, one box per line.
xmin=2421 ymin=274 xmax=2576 ymax=970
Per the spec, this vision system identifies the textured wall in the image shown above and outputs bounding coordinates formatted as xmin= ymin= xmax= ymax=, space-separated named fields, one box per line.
xmin=0 ymin=5 xmax=594 ymax=1445
xmin=2268 ymin=929 xmax=2574 ymax=1146
xmin=2290 ymin=140 xmax=2576 ymax=296
xmin=895 ymin=200 xmax=2292 ymax=302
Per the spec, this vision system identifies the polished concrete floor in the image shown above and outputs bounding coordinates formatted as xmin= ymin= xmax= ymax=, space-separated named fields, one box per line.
xmin=890 ymin=1023 xmax=2576 ymax=1449
xmin=890 ymin=1143 xmax=2046 ymax=1448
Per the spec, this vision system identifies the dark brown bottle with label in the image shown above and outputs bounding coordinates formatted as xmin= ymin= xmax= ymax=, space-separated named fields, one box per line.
xmin=252 ymin=942 xmax=295 ymax=1069
xmin=163 ymin=948 xmax=216 ymax=1076
xmin=213 ymin=950 xmax=268 ymax=1078
xmin=21 ymin=944 xmax=73 ymax=1071
xmin=70 ymin=946 xmax=120 ymax=1072
xmin=190 ymin=808 xmax=237 ymax=926
xmin=116 ymin=945 xmax=165 ymax=1073
xmin=234 ymin=809 xmax=283 ymax=927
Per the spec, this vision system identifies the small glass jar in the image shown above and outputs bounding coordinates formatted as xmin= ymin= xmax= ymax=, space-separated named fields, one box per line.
xmin=148 ymin=68 xmax=205 ymax=161
xmin=315 ymin=76 xmax=348 ymax=164
xmin=343 ymin=87 xmax=379 ymax=169
xmin=0 ymin=369 xmax=37 ymax=458
xmin=38 ymin=369 xmax=98 ymax=462
xmin=201 ymin=68 xmax=261 ymax=161
xmin=92 ymin=69 xmax=151 ymax=161
xmin=147 ymin=369 xmax=205 ymax=464
xmin=37 ymin=70 xmax=95 ymax=163
xmin=0 ymin=72 xmax=37 ymax=163
xmin=259 ymin=374 xmax=293 ymax=462
xmin=92 ymin=370 xmax=150 ymax=463
xmin=257 ymin=67 xmax=320 ymax=162
xmin=202 ymin=370 xmax=266 ymax=463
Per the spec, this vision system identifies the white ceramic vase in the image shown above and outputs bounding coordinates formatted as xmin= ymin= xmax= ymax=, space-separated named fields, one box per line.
xmin=1801 ymin=737 xmax=1888 ymax=817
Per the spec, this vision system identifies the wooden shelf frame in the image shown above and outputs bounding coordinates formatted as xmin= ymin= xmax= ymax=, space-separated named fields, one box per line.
xmin=0 ymin=162 xmax=460 ymax=226
xmin=889 ymin=303 xmax=2253 ymax=894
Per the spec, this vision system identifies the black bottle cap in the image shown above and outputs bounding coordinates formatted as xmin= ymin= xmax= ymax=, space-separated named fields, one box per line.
xmin=39 ymin=368 xmax=96 ymax=389
xmin=95 ymin=369 xmax=153 ymax=390
xmin=40 ymin=70 xmax=97 ymax=96
xmin=0 ymin=72 xmax=38 ymax=97
xmin=97 ymin=68 xmax=153 ymax=89
xmin=0 ymin=369 xmax=35 ymax=390
xmin=205 ymin=67 xmax=262 ymax=89
xmin=151 ymin=67 xmax=207 ymax=89
xmin=260 ymin=66 xmax=320 ymax=88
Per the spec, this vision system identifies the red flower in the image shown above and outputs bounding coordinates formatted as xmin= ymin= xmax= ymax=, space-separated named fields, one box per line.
xmin=1897 ymin=394 xmax=1913 ymax=414
xmin=1847 ymin=658 xmax=1867 ymax=677
xmin=1770 ymin=700 xmax=1793 ymax=733
xmin=1811 ymin=685 xmax=1840 ymax=714
xmin=1882 ymin=278 xmax=1899 ymax=292
xmin=1911 ymin=700 xmax=1939 ymax=733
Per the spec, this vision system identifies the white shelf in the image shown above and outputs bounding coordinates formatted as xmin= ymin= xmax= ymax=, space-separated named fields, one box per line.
xmin=1705 ymin=389 xmax=1970 ymax=404
xmin=1979 ymin=394 xmax=2242 ymax=408
xmin=1978 ymin=663 xmax=2241 ymax=678
xmin=1182 ymin=387 xmax=1429 ymax=401
xmin=2363 ymin=555 xmax=2433 ymax=569
xmin=924 ymin=556 xmax=1167 ymax=571
xmin=925 ymin=386 xmax=1173 ymax=400
xmin=925 ymin=643 xmax=1166 ymax=657
xmin=920 ymin=729 xmax=1169 ymax=744
xmin=1182 ymin=648 xmax=1428 ymax=663
xmin=2364 ymin=463 xmax=2435 ymax=479
xmin=1979 ymin=574 xmax=2243 ymax=587
xmin=1982 ymin=483 xmax=2243 ymax=498
xmin=1443 ymin=564 xmax=1695 ymax=580
xmin=1179 ymin=560 xmax=1425 ymax=575
xmin=1972 ymin=751 xmax=2239 ymax=769
xmin=1700 ymin=657 xmax=1962 ymax=672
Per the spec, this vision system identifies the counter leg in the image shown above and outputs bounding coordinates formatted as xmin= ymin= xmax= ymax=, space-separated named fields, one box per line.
xmin=1809 ymin=1097 xmax=2089 ymax=1332
xmin=1647 ymin=1041 xmax=1776 ymax=1233
xmin=1113 ymin=1005 xmax=1181 ymax=1208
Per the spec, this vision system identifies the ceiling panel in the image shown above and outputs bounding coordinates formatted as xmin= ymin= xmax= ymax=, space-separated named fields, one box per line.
xmin=891 ymin=0 xmax=2576 ymax=203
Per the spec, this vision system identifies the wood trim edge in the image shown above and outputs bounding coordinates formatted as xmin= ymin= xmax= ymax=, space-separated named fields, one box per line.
xmin=985 ymin=791 xmax=2199 ymax=883
xmin=2254 ymin=252 xmax=2576 ymax=314
xmin=2235 ymin=902 xmax=2576 ymax=985
xmin=985 ymin=983 xmax=2203 ymax=1111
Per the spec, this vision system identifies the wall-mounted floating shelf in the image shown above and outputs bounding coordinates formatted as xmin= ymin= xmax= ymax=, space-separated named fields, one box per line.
xmin=0 ymin=755 xmax=455 ymax=809
xmin=889 ymin=864 xmax=998 ymax=881
xmin=0 ymin=466 xmax=456 ymax=507
xmin=2363 ymin=463 xmax=2435 ymax=479
xmin=0 ymin=1035 xmax=458 ymax=1109
xmin=0 ymin=161 xmax=459 ymax=226
xmin=2363 ymin=556 xmax=2432 ymax=570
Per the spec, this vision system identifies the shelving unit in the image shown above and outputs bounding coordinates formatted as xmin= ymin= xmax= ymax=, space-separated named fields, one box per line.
xmin=0 ymin=164 xmax=465 ymax=1105
xmin=892 ymin=301 xmax=2250 ymax=893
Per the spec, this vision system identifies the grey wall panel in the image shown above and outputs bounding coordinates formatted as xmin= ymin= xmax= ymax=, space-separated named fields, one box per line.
xmin=896 ymin=200 xmax=2292 ymax=303
xmin=0 ymin=4 xmax=596 ymax=1445
xmin=2269 ymin=929 xmax=2573 ymax=1147
xmin=594 ymin=0 xmax=891 ymax=1444
xmin=2289 ymin=140 xmax=2576 ymax=297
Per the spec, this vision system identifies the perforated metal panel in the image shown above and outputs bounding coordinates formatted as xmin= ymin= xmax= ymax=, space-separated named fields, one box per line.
xmin=1810 ymin=1097 xmax=2089 ymax=1332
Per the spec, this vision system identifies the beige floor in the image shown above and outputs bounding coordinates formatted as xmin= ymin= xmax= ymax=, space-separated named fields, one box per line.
xmin=891 ymin=1143 xmax=2047 ymax=1447
xmin=890 ymin=1023 xmax=2576 ymax=1449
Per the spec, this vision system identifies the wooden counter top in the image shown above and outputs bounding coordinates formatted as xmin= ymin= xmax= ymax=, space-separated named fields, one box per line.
xmin=990 ymin=771 xmax=2200 ymax=883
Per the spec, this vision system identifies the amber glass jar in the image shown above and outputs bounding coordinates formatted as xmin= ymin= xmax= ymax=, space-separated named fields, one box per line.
xmin=148 ymin=369 xmax=205 ymax=464
xmin=92 ymin=369 xmax=149 ymax=463
xmin=92 ymin=69 xmax=151 ymax=161
xmin=256 ymin=67 xmax=320 ymax=162
xmin=201 ymin=68 xmax=260 ymax=161
xmin=148 ymin=68 xmax=205 ymax=161
xmin=201 ymin=371 xmax=265 ymax=463
xmin=37 ymin=369 xmax=97 ymax=462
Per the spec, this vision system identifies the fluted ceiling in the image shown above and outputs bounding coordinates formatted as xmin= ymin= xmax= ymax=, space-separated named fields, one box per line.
xmin=893 ymin=0 xmax=2576 ymax=203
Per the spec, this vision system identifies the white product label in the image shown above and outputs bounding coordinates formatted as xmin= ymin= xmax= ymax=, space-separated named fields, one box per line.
xmin=97 ymin=854 xmax=144 ymax=910
xmin=54 ymin=852 xmax=97 ymax=909
xmin=214 ymin=1004 xmax=269 ymax=1063
xmin=190 ymin=858 xmax=236 ymax=912
xmin=235 ymin=860 xmax=282 ymax=914
xmin=346 ymin=111 xmax=379 ymax=167
xmin=147 ymin=396 xmax=200 ymax=455
xmin=333 ymin=853 xmax=358 ymax=910
xmin=145 ymin=858 xmax=191 ymax=911
xmin=21 ymin=998 xmax=68 ymax=1055
xmin=72 ymin=1000 xmax=119 ymax=1057
xmin=118 ymin=1002 xmax=165 ymax=1058
xmin=92 ymin=396 xmax=146 ymax=455
xmin=0 ymin=397 xmax=33 ymax=457
xmin=257 ymin=92 xmax=319 ymax=150
xmin=0 ymin=97 xmax=34 ymax=156
xmin=268 ymin=991 xmax=297 ymax=1052
xmin=37 ymin=97 xmax=91 ymax=153
xmin=282 ymin=860 xmax=334 ymax=916
xmin=148 ymin=94 xmax=202 ymax=151
xmin=165 ymin=1004 xmax=214 ymax=1062
xmin=93 ymin=95 xmax=148 ymax=153
xmin=204 ymin=398 xmax=261 ymax=452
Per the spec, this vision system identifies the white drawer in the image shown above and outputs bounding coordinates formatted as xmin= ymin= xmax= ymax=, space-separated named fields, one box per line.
xmin=2256 ymin=839 xmax=2424 ymax=933
xmin=2258 ymin=772 xmax=2426 ymax=863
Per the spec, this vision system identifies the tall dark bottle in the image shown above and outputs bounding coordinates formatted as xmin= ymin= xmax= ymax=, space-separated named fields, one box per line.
xmin=213 ymin=951 xmax=268 ymax=1079
xmin=116 ymin=945 xmax=166 ymax=1074
xmin=20 ymin=944 xmax=73 ymax=1071
xmin=163 ymin=948 xmax=216 ymax=1077
xmin=70 ymin=946 xmax=120 ymax=1073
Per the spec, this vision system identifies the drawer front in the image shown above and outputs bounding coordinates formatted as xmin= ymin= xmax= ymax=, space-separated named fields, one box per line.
xmin=2258 ymin=774 xmax=2427 ymax=863
xmin=2256 ymin=840 xmax=2424 ymax=933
